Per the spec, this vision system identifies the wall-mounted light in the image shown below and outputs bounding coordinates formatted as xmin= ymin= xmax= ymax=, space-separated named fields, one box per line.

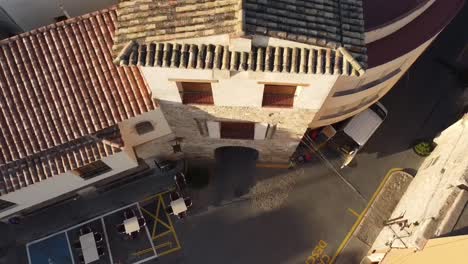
xmin=171 ymin=137 xmax=184 ymax=153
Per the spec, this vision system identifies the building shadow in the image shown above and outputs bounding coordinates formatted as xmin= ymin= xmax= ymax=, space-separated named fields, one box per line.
xmin=361 ymin=4 xmax=468 ymax=158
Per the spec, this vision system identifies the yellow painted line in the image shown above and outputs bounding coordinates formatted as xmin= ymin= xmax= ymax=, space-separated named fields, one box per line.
xmin=156 ymin=218 xmax=172 ymax=230
xmin=256 ymin=163 xmax=290 ymax=169
xmin=158 ymin=247 xmax=181 ymax=257
xmin=154 ymin=242 xmax=172 ymax=250
xmin=160 ymin=195 xmax=182 ymax=249
xmin=133 ymin=248 xmax=154 ymax=257
xmin=347 ymin=208 xmax=360 ymax=218
xmin=140 ymin=188 xmax=174 ymax=202
xmin=154 ymin=230 xmax=172 ymax=239
xmin=152 ymin=197 xmax=161 ymax=237
xmin=140 ymin=207 xmax=157 ymax=219
xmin=330 ymin=168 xmax=403 ymax=264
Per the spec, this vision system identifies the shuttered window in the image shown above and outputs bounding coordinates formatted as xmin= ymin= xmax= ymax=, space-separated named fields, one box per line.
xmin=220 ymin=122 xmax=255 ymax=140
xmin=262 ymin=84 xmax=296 ymax=107
xmin=74 ymin=160 xmax=111 ymax=180
xmin=180 ymin=82 xmax=214 ymax=105
xmin=0 ymin=199 xmax=16 ymax=212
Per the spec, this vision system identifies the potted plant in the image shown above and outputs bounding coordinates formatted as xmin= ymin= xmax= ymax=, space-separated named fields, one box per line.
xmin=413 ymin=140 xmax=437 ymax=157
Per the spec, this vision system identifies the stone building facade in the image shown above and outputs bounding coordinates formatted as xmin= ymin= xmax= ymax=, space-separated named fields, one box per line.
xmin=110 ymin=0 xmax=463 ymax=162
xmin=159 ymin=101 xmax=316 ymax=162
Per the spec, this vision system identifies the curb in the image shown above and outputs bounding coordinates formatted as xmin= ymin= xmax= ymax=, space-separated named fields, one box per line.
xmin=330 ymin=168 xmax=406 ymax=264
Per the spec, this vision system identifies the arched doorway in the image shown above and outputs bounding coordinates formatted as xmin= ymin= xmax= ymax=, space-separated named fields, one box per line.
xmin=213 ymin=146 xmax=259 ymax=203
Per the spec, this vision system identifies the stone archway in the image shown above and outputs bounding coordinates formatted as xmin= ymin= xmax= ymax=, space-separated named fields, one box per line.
xmin=213 ymin=146 xmax=259 ymax=202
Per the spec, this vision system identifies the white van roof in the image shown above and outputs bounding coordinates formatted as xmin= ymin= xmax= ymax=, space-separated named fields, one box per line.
xmin=343 ymin=103 xmax=387 ymax=146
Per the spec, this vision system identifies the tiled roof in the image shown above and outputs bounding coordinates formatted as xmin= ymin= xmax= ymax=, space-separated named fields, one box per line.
xmin=112 ymin=0 xmax=367 ymax=67
xmin=0 ymin=8 xmax=156 ymax=195
xmin=0 ymin=127 xmax=123 ymax=195
xmin=116 ymin=42 xmax=365 ymax=76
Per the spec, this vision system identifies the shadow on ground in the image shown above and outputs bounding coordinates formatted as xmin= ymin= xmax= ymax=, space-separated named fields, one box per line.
xmin=362 ymin=4 xmax=468 ymax=158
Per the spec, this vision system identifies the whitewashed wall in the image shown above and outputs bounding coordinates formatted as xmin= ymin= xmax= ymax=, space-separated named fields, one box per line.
xmin=0 ymin=0 xmax=117 ymax=31
xmin=119 ymin=109 xmax=173 ymax=149
xmin=140 ymin=67 xmax=338 ymax=111
xmin=311 ymin=34 xmax=438 ymax=127
xmin=0 ymin=151 xmax=138 ymax=218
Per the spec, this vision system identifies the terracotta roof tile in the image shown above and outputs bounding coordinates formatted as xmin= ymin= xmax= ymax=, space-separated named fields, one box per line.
xmin=112 ymin=0 xmax=367 ymax=67
xmin=0 ymin=8 xmax=156 ymax=195
xmin=116 ymin=42 xmax=365 ymax=76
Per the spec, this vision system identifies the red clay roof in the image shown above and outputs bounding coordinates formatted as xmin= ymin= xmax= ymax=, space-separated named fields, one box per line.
xmin=0 ymin=8 xmax=156 ymax=195
xmin=366 ymin=0 xmax=465 ymax=68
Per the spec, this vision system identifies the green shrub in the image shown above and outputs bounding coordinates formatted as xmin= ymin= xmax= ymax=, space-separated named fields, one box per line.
xmin=413 ymin=141 xmax=436 ymax=157
xmin=187 ymin=167 xmax=210 ymax=189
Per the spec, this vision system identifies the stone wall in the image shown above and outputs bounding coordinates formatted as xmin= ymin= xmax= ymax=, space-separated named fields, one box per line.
xmin=159 ymin=101 xmax=317 ymax=163
xmin=371 ymin=115 xmax=468 ymax=251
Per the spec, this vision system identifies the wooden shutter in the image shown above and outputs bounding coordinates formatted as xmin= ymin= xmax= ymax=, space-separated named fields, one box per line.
xmin=220 ymin=122 xmax=255 ymax=140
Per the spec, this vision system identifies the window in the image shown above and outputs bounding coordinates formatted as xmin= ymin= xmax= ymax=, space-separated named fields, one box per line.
xmin=74 ymin=160 xmax=111 ymax=180
xmin=0 ymin=199 xmax=16 ymax=212
xmin=135 ymin=121 xmax=154 ymax=135
xmin=262 ymin=84 xmax=296 ymax=107
xmin=180 ymin=82 xmax=214 ymax=105
xmin=220 ymin=122 xmax=255 ymax=140
xmin=194 ymin=119 xmax=209 ymax=136
xmin=54 ymin=15 xmax=68 ymax=22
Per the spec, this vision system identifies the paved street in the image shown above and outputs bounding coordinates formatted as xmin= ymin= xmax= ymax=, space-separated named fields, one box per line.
xmin=155 ymin=4 xmax=468 ymax=264
xmin=1 ymin=5 xmax=466 ymax=264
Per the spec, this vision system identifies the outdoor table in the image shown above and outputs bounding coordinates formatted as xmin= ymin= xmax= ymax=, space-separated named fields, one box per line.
xmin=79 ymin=233 xmax=99 ymax=263
xmin=123 ymin=216 xmax=140 ymax=234
xmin=170 ymin=198 xmax=187 ymax=215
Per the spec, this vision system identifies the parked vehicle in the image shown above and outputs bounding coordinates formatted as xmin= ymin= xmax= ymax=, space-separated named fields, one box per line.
xmin=305 ymin=102 xmax=387 ymax=169
xmin=336 ymin=102 xmax=388 ymax=167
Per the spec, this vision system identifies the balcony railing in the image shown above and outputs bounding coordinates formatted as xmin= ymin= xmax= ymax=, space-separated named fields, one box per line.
xmin=182 ymin=92 xmax=214 ymax=105
xmin=262 ymin=94 xmax=294 ymax=108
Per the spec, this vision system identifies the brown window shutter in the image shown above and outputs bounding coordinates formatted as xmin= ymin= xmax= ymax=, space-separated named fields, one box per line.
xmin=181 ymin=82 xmax=214 ymax=105
xmin=220 ymin=122 xmax=255 ymax=140
xmin=262 ymin=84 xmax=296 ymax=107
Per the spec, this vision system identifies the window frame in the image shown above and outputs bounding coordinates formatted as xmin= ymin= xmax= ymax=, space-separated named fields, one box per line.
xmin=0 ymin=199 xmax=16 ymax=213
xmin=220 ymin=121 xmax=255 ymax=140
xmin=73 ymin=160 xmax=112 ymax=180
xmin=179 ymin=82 xmax=214 ymax=105
xmin=262 ymin=84 xmax=297 ymax=108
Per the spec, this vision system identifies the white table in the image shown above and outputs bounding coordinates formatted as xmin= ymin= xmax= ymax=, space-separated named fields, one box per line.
xmin=123 ymin=216 xmax=140 ymax=234
xmin=79 ymin=233 xmax=99 ymax=264
xmin=170 ymin=198 xmax=187 ymax=215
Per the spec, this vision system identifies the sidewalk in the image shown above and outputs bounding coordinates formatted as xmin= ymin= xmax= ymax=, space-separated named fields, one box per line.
xmin=334 ymin=169 xmax=414 ymax=264
xmin=0 ymin=163 xmax=181 ymax=264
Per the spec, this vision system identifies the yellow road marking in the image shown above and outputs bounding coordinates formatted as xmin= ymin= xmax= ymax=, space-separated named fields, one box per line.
xmin=160 ymin=195 xmax=182 ymax=250
xmin=154 ymin=230 xmax=172 ymax=239
xmin=133 ymin=248 xmax=154 ymax=257
xmin=140 ymin=189 xmax=174 ymax=202
xmin=138 ymin=191 xmax=183 ymax=258
xmin=141 ymin=205 xmax=172 ymax=230
xmin=347 ymin=208 xmax=360 ymax=218
xmin=330 ymin=168 xmax=403 ymax=264
xmin=152 ymin=198 xmax=161 ymax=237
xmin=256 ymin=163 xmax=290 ymax=169
xmin=140 ymin=207 xmax=157 ymax=219
xmin=158 ymin=247 xmax=181 ymax=257
xmin=154 ymin=242 xmax=172 ymax=250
